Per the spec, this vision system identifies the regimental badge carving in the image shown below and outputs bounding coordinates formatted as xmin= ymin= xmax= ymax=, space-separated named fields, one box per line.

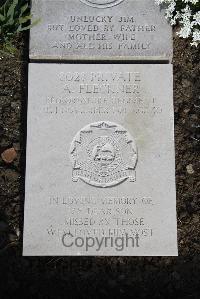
xmin=70 ymin=121 xmax=138 ymax=188
xmin=80 ymin=0 xmax=125 ymax=9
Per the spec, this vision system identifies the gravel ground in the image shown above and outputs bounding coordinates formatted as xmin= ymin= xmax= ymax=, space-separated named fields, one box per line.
xmin=0 ymin=31 xmax=199 ymax=298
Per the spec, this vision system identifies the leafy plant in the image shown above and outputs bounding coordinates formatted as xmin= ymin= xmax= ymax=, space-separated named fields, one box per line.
xmin=155 ymin=0 xmax=200 ymax=46
xmin=0 ymin=0 xmax=39 ymax=53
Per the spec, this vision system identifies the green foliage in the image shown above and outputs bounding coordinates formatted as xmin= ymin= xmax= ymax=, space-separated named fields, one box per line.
xmin=175 ymin=1 xmax=200 ymax=13
xmin=0 ymin=0 xmax=39 ymax=52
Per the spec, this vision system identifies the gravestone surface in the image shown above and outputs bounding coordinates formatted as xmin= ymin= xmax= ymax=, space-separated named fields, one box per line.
xmin=23 ymin=63 xmax=177 ymax=256
xmin=30 ymin=0 xmax=173 ymax=61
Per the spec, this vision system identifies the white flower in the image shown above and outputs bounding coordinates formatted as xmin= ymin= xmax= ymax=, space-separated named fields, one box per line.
xmin=155 ymin=0 xmax=200 ymax=46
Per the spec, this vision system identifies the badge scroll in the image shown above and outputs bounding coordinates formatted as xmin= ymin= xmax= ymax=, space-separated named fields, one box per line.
xmin=70 ymin=121 xmax=138 ymax=188
xmin=80 ymin=0 xmax=125 ymax=8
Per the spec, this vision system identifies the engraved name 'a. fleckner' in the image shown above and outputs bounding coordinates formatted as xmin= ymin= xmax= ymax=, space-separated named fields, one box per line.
xmin=70 ymin=121 xmax=137 ymax=188
xmin=80 ymin=0 xmax=125 ymax=8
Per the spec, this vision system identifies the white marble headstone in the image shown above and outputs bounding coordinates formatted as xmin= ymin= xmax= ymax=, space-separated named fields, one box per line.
xmin=23 ymin=64 xmax=177 ymax=256
xmin=30 ymin=0 xmax=173 ymax=61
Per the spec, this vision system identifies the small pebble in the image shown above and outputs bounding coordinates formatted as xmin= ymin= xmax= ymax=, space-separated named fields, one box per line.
xmin=186 ymin=164 xmax=194 ymax=174
xmin=1 ymin=148 xmax=17 ymax=163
